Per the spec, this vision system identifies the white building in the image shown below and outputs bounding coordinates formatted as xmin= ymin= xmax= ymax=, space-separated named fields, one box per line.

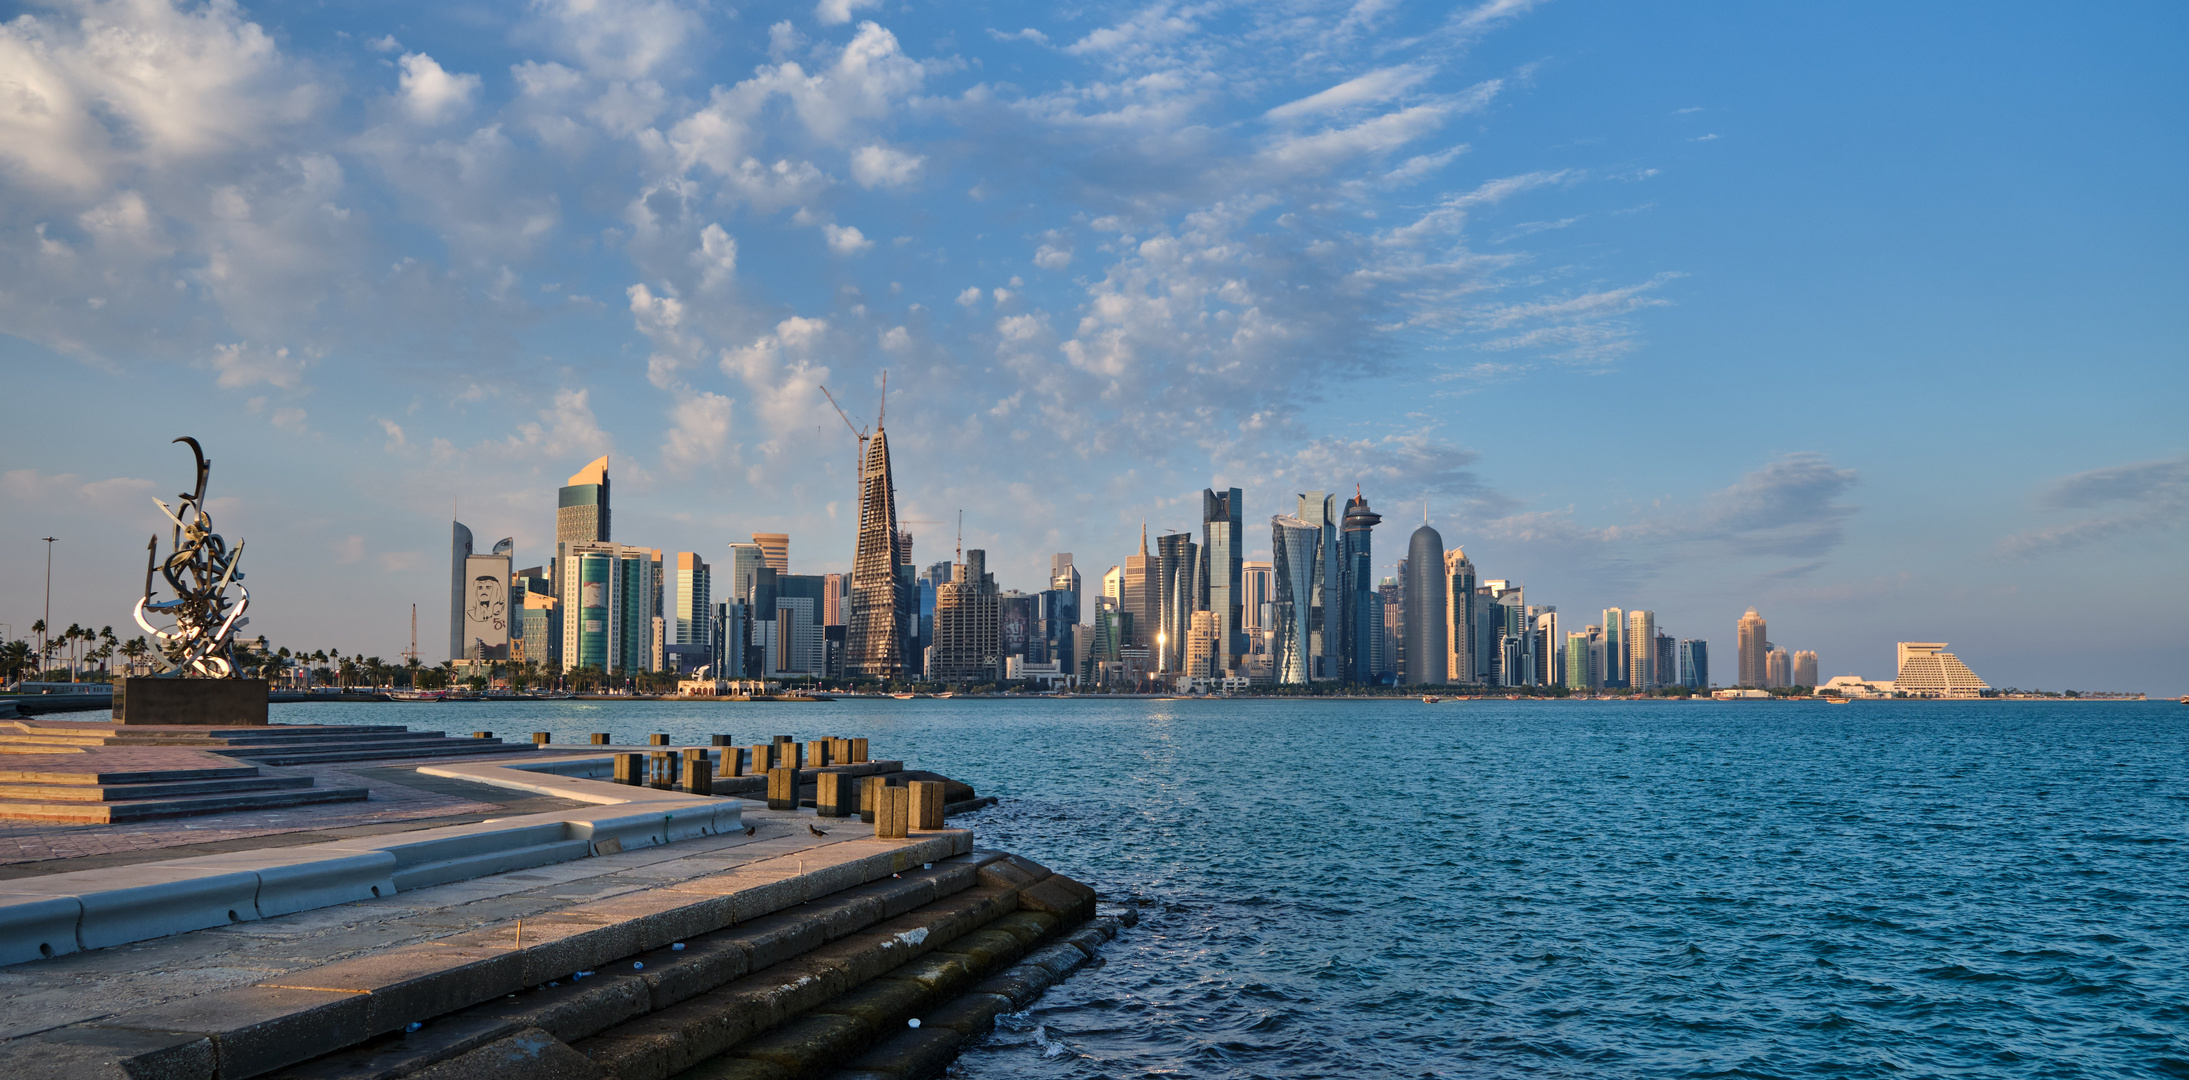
xmin=1894 ymin=642 xmax=1989 ymax=697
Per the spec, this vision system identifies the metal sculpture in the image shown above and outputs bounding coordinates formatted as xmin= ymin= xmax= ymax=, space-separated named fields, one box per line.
xmin=133 ymin=437 xmax=251 ymax=677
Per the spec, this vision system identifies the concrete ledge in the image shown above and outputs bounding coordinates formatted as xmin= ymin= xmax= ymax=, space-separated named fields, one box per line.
xmin=10 ymin=864 xmax=264 ymax=948
xmin=187 ymin=849 xmax=400 ymax=918
xmin=0 ymin=891 xmax=84 ymax=964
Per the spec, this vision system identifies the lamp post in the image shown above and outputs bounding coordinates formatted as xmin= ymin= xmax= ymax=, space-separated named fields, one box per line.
xmin=40 ymin=537 xmax=56 ymax=676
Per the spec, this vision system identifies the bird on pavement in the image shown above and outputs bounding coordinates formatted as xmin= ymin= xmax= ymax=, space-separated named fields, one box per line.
xmin=808 ymin=824 xmax=829 ymax=837
xmin=744 ymin=825 xmax=757 ymax=836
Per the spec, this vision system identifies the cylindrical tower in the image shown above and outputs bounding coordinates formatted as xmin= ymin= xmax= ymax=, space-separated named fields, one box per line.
xmin=1403 ymin=524 xmax=1448 ymax=685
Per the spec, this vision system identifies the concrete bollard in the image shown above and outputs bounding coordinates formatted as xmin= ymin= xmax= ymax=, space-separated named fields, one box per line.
xmin=807 ymin=739 xmax=830 ymax=769
xmin=908 ymin=780 xmax=946 ymax=830
xmin=875 ymin=785 xmax=911 ymax=839
xmin=815 ymin=772 xmax=852 ymax=817
xmin=648 ymin=733 xmax=670 ymax=746
xmin=750 ymin=743 xmax=774 ymax=773
xmin=649 ymin=752 xmax=677 ymax=790
xmin=781 ymin=742 xmax=804 ymax=769
xmin=858 ymin=776 xmax=878 ymax=823
xmin=681 ymin=749 xmax=713 ymax=796
xmin=773 ymin=735 xmax=795 ymax=747
xmin=590 ymin=733 xmax=612 ymax=745
xmin=849 ymin=737 xmax=869 ymax=763
xmin=532 ymin=732 xmax=552 ymax=746
xmin=472 ymin=731 xmax=492 ymax=739
xmin=711 ymin=734 xmax=736 ymax=747
xmin=829 ymin=737 xmax=850 ymax=765
xmin=766 ymin=766 xmax=800 ymax=811
xmin=613 ymin=753 xmax=644 ymax=786
xmin=721 ymin=747 xmax=746 ymax=777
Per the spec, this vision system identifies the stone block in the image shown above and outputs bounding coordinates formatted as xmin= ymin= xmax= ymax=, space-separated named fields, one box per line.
xmin=749 ymin=744 xmax=773 ymax=773
xmin=812 ymin=976 xmax=928 ymax=1033
xmin=848 ymin=737 xmax=869 ymax=763
xmin=408 ymin=1027 xmax=601 ymax=1080
xmin=682 ymin=755 xmax=712 ymax=797
xmin=0 ymin=1025 xmax=215 ymax=1080
xmin=966 ymin=967 xmax=1053 ymax=1008
xmin=0 ymin=891 xmax=84 ymax=965
xmin=97 ymin=985 xmax=373 ymax=1078
xmin=1015 ymin=875 xmax=1097 ymax=924
xmin=974 ymin=860 xmax=1038 ymax=891
xmin=534 ymin=732 xmax=553 ymax=745
xmin=113 ymin=677 xmax=268 ymax=726
xmin=915 ymin=991 xmax=1015 ymax=1038
xmin=886 ymin=952 xmax=973 ymax=997
xmin=875 ymin=786 xmax=909 ymax=839
xmin=471 ymin=976 xmax=649 ymax=1044
xmin=815 ymin=772 xmax=852 ymax=818
xmin=649 ymin=734 xmax=670 ymax=746
xmin=280 ymin=945 xmax=521 ymax=1031
xmin=984 ymin=911 xmax=1061 ymax=947
xmin=635 ymin=938 xmax=751 ymax=1010
xmin=591 ymin=733 xmax=613 ymax=745
xmin=806 ymin=739 xmax=830 ymax=768
xmin=734 ymin=1011 xmax=868 ymax=1070
xmin=907 ymin=781 xmax=945 ymax=831
xmin=765 ymin=767 xmax=799 ymax=811
xmin=678 ymin=1057 xmax=794 ymax=1080
xmin=1019 ymin=942 xmax=1091 ymax=982
xmin=933 ymin=927 xmax=1027 ymax=972
xmin=834 ymin=1024 xmax=963 ymax=1078
xmin=723 ymin=913 xmax=826 ymax=972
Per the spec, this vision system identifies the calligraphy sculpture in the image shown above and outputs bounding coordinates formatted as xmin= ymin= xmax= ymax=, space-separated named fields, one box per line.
xmin=133 ymin=437 xmax=251 ymax=677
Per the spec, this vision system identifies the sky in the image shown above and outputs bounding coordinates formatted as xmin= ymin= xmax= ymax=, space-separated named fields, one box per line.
xmin=1 ymin=0 xmax=2183 ymax=694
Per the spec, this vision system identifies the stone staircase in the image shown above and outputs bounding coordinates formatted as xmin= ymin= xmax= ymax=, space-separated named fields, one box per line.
xmin=0 ymin=721 xmax=537 ymax=766
xmin=0 ymin=756 xmax=368 ymax=823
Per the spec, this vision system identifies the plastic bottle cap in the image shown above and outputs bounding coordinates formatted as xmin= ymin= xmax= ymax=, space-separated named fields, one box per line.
xmin=908 ymin=1018 xmax=922 ymax=1028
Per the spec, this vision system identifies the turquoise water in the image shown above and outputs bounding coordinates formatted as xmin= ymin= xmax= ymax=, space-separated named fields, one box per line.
xmin=276 ymin=698 xmax=2188 ymax=1078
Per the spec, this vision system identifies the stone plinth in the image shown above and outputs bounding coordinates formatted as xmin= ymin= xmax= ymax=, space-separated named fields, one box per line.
xmin=113 ymin=677 xmax=269 ymax=726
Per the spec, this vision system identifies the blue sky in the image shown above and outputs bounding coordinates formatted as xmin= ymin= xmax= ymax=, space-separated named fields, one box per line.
xmin=2 ymin=0 xmax=2183 ymax=692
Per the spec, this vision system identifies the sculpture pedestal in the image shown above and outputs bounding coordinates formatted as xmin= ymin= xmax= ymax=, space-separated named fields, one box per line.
xmin=113 ymin=678 xmax=270 ymax=726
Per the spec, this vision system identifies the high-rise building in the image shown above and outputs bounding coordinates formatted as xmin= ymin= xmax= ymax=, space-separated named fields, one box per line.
xmin=1202 ymin=488 xmax=1244 ymax=674
xmin=1767 ymin=647 xmax=1792 ymax=688
xmin=1583 ymin=625 xmax=1605 ymax=688
xmin=1483 ymin=581 xmax=1525 ymax=686
xmin=846 ymin=427 xmax=908 ymax=679
xmin=450 ymin=523 xmax=514 ymax=662
xmin=1444 ymin=549 xmax=1477 ymax=685
xmin=1680 ymin=639 xmax=1708 ymax=688
xmin=932 ymin=549 xmax=1000 ymax=682
xmin=1270 ymin=516 xmax=1320 ymax=685
xmin=1893 ymin=642 xmax=1990 ymax=697
xmin=1380 ymin=577 xmax=1402 ymax=682
xmin=1186 ymin=610 xmax=1221 ymax=678
xmin=1240 ymin=560 xmax=1272 ymax=634
xmin=1102 ymin=564 xmax=1123 ymax=609
xmin=1737 ymin=607 xmax=1768 ymax=688
xmin=1121 ymin=524 xmax=1160 ymax=651
xmin=560 ymin=541 xmax=656 ymax=675
xmin=1792 ymin=649 xmax=1818 ymax=688
xmin=751 ymin=533 xmax=789 ymax=574
xmin=1402 ymin=523 xmax=1447 ymax=686
xmin=1156 ymin=531 xmax=1198 ymax=672
xmin=675 ymin=553 xmax=711 ymax=652
xmin=1655 ymin=633 xmax=1676 ymax=692
xmin=1600 ymin=607 xmax=1624 ymax=688
xmin=722 ymin=543 xmax=765 ymax=603
xmin=1339 ymin=490 xmax=1381 ymax=683
xmin=1564 ymin=632 xmax=1591 ymax=691
xmin=1297 ymin=493 xmax=1340 ymax=679
xmin=1534 ymin=608 xmax=1559 ymax=687
xmin=1626 ymin=609 xmax=1657 ymax=691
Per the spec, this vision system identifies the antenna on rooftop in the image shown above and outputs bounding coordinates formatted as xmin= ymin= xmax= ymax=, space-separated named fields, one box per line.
xmin=955 ymin=509 xmax=963 ymax=563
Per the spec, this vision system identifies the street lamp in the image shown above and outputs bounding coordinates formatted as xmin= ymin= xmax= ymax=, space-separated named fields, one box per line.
xmin=40 ymin=537 xmax=56 ymax=675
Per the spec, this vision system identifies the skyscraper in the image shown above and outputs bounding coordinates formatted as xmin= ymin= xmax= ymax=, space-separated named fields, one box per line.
xmin=675 ymin=553 xmax=711 ymax=651
xmin=1767 ymin=647 xmax=1792 ymax=688
xmin=1296 ymin=493 xmax=1340 ymax=679
xmin=932 ymin=549 xmax=999 ymax=683
xmin=846 ymin=426 xmax=908 ymax=679
xmin=1156 ymin=531 xmax=1198 ymax=673
xmin=751 ymin=533 xmax=790 ymax=574
xmin=1203 ymin=488 xmax=1244 ymax=675
xmin=1402 ymin=523 xmax=1447 ymax=686
xmin=1564 ymin=632 xmax=1591 ymax=691
xmin=1534 ymin=608 xmax=1559 ymax=686
xmin=1893 ymin=642 xmax=1990 ymax=697
xmin=1600 ymin=606 xmax=1624 ymax=688
xmin=451 ymin=528 xmax=513 ymax=663
xmin=1792 ymin=649 xmax=1818 ymax=687
xmin=1121 ymin=524 xmax=1159 ymax=650
xmin=1655 ymin=633 xmax=1676 ymax=692
xmin=560 ymin=542 xmax=655 ymax=675
xmin=1240 ymin=560 xmax=1272 ymax=634
xmin=1626 ymin=609 xmax=1657 ymax=691
xmin=1444 ymin=549 xmax=1476 ymax=685
xmin=1339 ymin=489 xmax=1380 ymax=683
xmin=1680 ymin=639 xmax=1708 ymax=688
xmin=450 ymin=521 xmax=472 ymax=661
xmin=1737 ymin=607 xmax=1768 ymax=688
xmin=1269 ymin=516 xmax=1320 ymax=686
xmin=723 ymin=543 xmax=766 ymax=605
xmin=1102 ymin=565 xmax=1123 ymax=609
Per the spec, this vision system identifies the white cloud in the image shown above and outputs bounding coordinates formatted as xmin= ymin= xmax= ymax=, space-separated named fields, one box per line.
xmin=850 ymin=144 xmax=924 ymax=188
xmin=524 ymin=0 xmax=703 ymax=80
xmin=1034 ymin=243 xmax=1073 ymax=270
xmin=956 ymin=287 xmax=983 ymax=307
xmin=2000 ymin=455 xmax=2189 ymax=558
xmin=209 ymin=342 xmax=307 ymax=389
xmin=823 ymin=222 xmax=873 ymax=254
xmin=661 ymin=391 xmax=734 ymax=471
xmin=1265 ymin=66 xmax=1430 ymax=121
xmin=691 ymin=223 xmax=738 ymax=287
xmin=397 ymin=53 xmax=480 ymax=123
xmin=815 ymin=0 xmax=881 ymax=27
xmin=1452 ymin=0 xmax=1548 ymax=34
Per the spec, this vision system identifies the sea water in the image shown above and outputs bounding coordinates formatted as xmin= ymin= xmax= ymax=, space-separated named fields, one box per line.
xmin=277 ymin=697 xmax=2188 ymax=1078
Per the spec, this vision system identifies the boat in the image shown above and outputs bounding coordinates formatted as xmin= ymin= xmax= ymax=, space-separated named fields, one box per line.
xmin=892 ymin=692 xmax=917 ymax=700
xmin=1421 ymin=695 xmax=1440 ymax=704
xmin=388 ymin=690 xmax=445 ymax=702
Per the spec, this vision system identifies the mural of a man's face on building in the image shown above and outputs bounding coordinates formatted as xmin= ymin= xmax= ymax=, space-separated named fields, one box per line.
xmin=470 ymin=575 xmax=506 ymax=631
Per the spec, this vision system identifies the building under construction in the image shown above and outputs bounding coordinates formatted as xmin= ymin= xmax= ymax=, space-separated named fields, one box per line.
xmin=844 ymin=425 xmax=910 ymax=680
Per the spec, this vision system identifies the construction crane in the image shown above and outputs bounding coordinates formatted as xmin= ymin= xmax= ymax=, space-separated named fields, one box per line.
xmin=819 ymin=384 xmax=870 ymax=496
xmin=400 ymin=603 xmax=418 ymax=664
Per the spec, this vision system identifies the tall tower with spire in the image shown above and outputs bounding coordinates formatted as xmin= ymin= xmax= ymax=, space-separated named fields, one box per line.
xmin=846 ymin=422 xmax=908 ymax=679
xmin=1121 ymin=522 xmax=1159 ymax=650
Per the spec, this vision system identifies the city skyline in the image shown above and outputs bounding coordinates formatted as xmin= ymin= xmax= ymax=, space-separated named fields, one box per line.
xmin=0 ymin=2 xmax=2181 ymax=694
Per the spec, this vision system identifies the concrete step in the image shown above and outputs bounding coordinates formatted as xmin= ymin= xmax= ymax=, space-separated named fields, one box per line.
xmin=0 ymin=784 xmax=370 ymax=823
xmin=228 ymin=739 xmax=533 ymax=766
xmin=0 ymin=774 xmax=315 ymax=802
xmin=0 ymin=763 xmax=264 ymax=785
